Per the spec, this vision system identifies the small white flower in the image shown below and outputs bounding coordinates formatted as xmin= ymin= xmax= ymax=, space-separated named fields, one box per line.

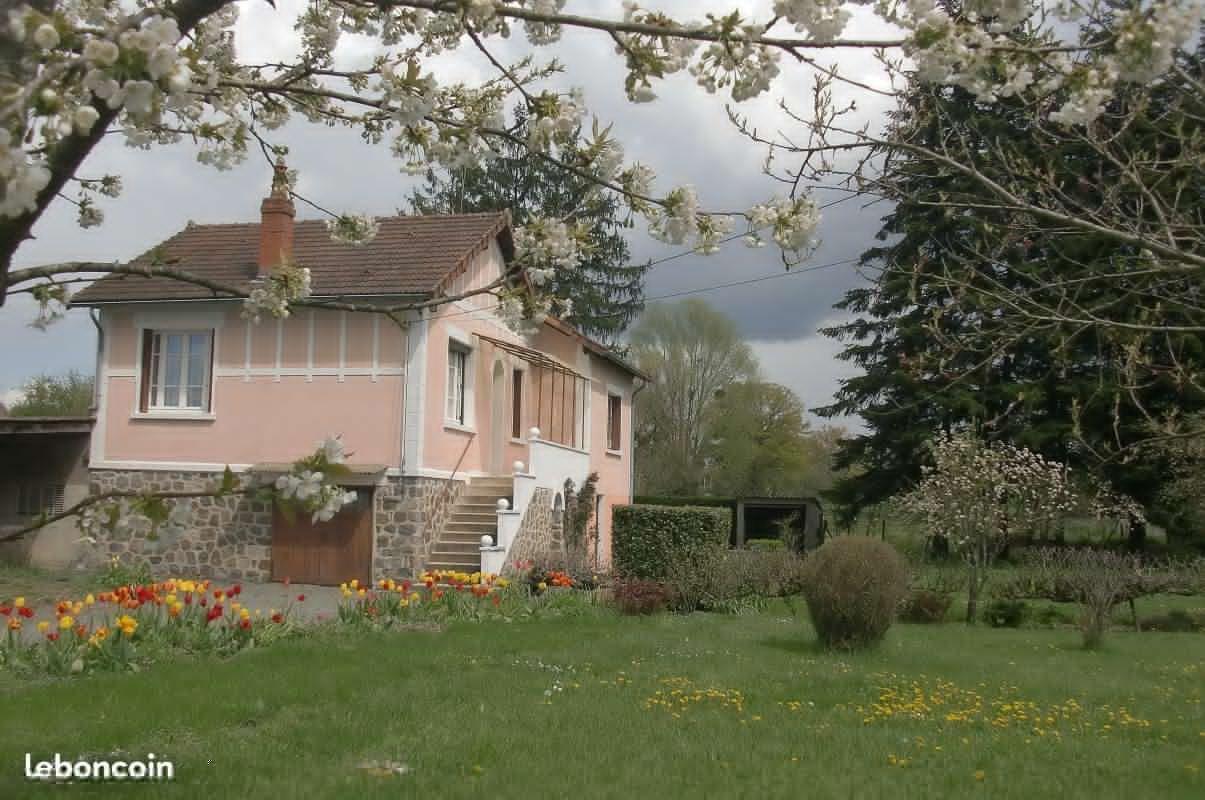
xmin=73 ymin=105 xmax=101 ymax=134
xmin=33 ymin=23 xmax=59 ymax=49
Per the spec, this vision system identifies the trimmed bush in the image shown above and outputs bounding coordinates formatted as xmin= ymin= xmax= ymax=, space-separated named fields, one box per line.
xmin=899 ymin=589 xmax=953 ymax=624
xmin=613 ymin=504 xmax=731 ymax=580
xmin=982 ymin=598 xmax=1029 ymax=628
xmin=611 ymin=579 xmax=673 ymax=615
xmin=800 ymin=536 xmax=909 ymax=649
xmin=1140 ymin=609 xmax=1204 ymax=632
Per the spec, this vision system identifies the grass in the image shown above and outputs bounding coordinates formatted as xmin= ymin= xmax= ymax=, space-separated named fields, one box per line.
xmin=2 ymin=607 xmax=1203 ymax=797
xmin=0 ymin=564 xmax=99 ymax=605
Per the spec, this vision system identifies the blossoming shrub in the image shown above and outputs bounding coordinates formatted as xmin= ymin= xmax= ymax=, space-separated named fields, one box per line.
xmin=800 ymin=537 xmax=909 ymax=650
xmin=612 ymin=504 xmax=731 ymax=580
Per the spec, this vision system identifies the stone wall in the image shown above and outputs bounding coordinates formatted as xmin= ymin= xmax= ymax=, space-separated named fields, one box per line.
xmin=88 ymin=470 xmax=273 ymax=581
xmin=88 ymin=470 xmax=464 ymax=583
xmin=503 ymin=487 xmax=565 ymax=572
xmin=373 ymin=476 xmax=463 ymax=578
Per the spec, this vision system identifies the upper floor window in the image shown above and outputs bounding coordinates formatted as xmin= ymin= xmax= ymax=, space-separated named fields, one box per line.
xmin=141 ymin=330 xmax=213 ymax=412
xmin=446 ymin=344 xmax=468 ymax=425
xmin=606 ymin=393 xmax=623 ymax=452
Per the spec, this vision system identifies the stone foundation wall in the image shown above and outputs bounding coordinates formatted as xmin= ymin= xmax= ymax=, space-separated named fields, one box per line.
xmin=88 ymin=470 xmax=465 ymax=583
xmin=504 ymin=487 xmax=565 ymax=571
xmin=88 ymin=470 xmax=273 ymax=581
xmin=373 ymin=476 xmax=463 ymax=578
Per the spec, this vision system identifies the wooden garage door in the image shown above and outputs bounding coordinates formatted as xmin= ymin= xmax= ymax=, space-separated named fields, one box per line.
xmin=271 ymin=487 xmax=372 ymax=586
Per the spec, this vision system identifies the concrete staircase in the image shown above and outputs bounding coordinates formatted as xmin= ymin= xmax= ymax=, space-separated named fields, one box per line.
xmin=425 ymin=476 xmax=513 ymax=573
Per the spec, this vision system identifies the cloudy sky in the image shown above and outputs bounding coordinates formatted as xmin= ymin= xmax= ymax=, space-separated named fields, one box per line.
xmin=2 ymin=1 xmax=898 ymax=425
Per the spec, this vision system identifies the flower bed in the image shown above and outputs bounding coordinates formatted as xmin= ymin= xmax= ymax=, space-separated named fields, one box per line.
xmin=2 ymin=569 xmax=603 ymax=679
xmin=1 ymin=579 xmax=304 ymax=678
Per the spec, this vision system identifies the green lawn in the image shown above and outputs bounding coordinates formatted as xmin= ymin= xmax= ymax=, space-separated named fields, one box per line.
xmin=2 ymin=607 xmax=1203 ymax=797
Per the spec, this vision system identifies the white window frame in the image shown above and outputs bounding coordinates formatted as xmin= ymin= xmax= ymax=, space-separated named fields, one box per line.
xmin=147 ymin=329 xmax=213 ymax=412
xmin=446 ymin=342 xmax=471 ymax=427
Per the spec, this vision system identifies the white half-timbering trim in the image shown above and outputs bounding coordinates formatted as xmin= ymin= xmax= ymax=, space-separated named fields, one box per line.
xmin=306 ymin=310 xmax=315 ymax=383
xmin=213 ymin=367 xmax=402 ymax=378
xmin=132 ymin=309 xmax=226 ymax=330
xmin=402 ymin=312 xmax=428 ymax=471
xmin=338 ymin=311 xmax=348 ymax=383
xmin=371 ymin=315 xmax=380 ymax=383
xmin=91 ymin=459 xmax=253 ymax=474
xmin=106 ymin=369 xmax=137 ymax=378
xmin=92 ymin=314 xmax=111 ymax=463
xmin=274 ymin=317 xmax=283 ymax=383
xmin=243 ymin=319 xmax=252 ymax=382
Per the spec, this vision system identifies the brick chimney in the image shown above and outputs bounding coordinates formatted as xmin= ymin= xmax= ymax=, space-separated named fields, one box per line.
xmin=257 ymin=157 xmax=295 ymax=275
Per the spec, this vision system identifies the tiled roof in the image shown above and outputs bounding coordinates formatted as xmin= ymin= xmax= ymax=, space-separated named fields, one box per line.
xmin=71 ymin=212 xmax=511 ymax=304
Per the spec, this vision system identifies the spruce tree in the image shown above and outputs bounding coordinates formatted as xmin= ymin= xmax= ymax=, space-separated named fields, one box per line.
xmin=409 ymin=108 xmax=646 ymax=343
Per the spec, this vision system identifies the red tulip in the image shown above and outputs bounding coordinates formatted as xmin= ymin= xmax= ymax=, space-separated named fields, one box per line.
xmin=18 ymin=606 xmax=34 ymax=618
xmin=0 ymin=606 xmax=11 ymax=617
xmin=296 ymin=594 xmax=306 ymax=602
xmin=270 ymin=612 xmax=283 ymax=624
xmin=232 ymin=584 xmax=242 ymax=596
xmin=47 ymin=632 xmax=59 ymax=642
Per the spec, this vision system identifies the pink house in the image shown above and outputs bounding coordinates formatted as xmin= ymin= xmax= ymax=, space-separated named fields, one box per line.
xmin=71 ymin=168 xmax=646 ymax=584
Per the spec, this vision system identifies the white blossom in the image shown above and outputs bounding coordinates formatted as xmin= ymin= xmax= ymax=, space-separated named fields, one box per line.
xmin=747 ymin=196 xmax=820 ymax=254
xmin=326 ymin=213 xmax=380 ymax=245
xmin=32 ymin=23 xmax=59 ymax=49
xmin=242 ymin=261 xmax=313 ymax=323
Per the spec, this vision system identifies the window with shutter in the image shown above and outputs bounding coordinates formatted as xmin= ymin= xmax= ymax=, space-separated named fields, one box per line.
xmin=139 ymin=329 xmax=214 ymax=412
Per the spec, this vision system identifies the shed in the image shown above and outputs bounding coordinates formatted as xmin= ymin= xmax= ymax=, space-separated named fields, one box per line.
xmin=0 ymin=417 xmax=94 ymax=569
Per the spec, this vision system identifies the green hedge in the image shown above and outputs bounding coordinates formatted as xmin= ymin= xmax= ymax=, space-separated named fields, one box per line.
xmin=631 ymin=496 xmax=737 ymax=546
xmin=633 ymin=495 xmax=735 ymax=509
xmin=612 ymin=504 xmax=732 ymax=579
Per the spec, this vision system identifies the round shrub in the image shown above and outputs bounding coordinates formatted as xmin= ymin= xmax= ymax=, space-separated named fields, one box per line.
xmin=800 ymin=536 xmax=909 ymax=649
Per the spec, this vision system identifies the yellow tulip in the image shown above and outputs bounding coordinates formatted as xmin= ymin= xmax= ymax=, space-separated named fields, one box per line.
xmin=36 ymin=621 xmax=49 ymax=634
xmin=14 ymin=596 xmax=25 ymax=608
xmin=84 ymin=594 xmax=95 ymax=605
xmin=59 ymin=615 xmax=74 ymax=630
xmin=165 ymin=593 xmax=177 ymax=605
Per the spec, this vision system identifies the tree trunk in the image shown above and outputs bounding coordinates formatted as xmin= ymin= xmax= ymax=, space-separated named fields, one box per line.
xmin=1127 ymin=515 xmax=1147 ymax=552
xmin=966 ymin=564 xmax=980 ymax=624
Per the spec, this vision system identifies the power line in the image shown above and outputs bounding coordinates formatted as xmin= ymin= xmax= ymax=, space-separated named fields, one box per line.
xmin=642 ymin=256 xmax=859 ymax=303
xmin=436 ymin=253 xmax=860 ymax=322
